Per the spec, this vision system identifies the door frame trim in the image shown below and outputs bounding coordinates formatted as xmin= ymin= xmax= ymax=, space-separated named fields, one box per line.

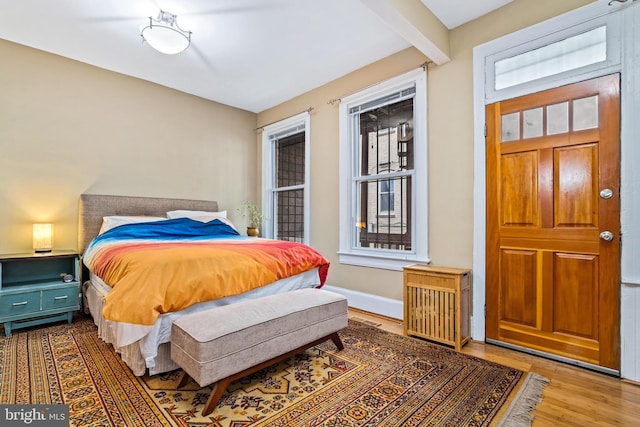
xmin=472 ymin=1 xmax=640 ymax=380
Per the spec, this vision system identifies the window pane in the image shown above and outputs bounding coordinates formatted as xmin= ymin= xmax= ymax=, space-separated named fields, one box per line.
xmin=379 ymin=179 xmax=394 ymax=212
xmin=573 ymin=95 xmax=599 ymax=131
xmin=523 ymin=107 xmax=543 ymax=139
xmin=501 ymin=112 xmax=520 ymax=142
xmin=547 ymin=102 xmax=569 ymax=135
xmin=356 ymin=176 xmax=411 ymax=251
xmin=276 ymin=189 xmax=304 ymax=243
xmin=359 ymin=99 xmax=414 ymax=176
xmin=495 ymin=26 xmax=607 ymax=90
xmin=276 ymin=132 xmax=305 ymax=187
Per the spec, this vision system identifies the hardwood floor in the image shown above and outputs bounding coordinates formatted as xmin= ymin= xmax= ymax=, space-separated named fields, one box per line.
xmin=348 ymin=308 xmax=640 ymax=427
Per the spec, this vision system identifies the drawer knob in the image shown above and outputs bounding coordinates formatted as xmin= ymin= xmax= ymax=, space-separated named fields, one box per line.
xmin=12 ymin=301 xmax=28 ymax=306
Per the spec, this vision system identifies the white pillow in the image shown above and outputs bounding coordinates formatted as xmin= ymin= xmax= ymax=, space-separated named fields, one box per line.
xmin=99 ymin=216 xmax=168 ymax=234
xmin=166 ymin=209 xmax=227 ymax=219
xmin=189 ymin=215 xmax=239 ymax=231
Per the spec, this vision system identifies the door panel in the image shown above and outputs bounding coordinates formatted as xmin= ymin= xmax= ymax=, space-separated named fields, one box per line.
xmin=501 ymin=152 xmax=539 ymax=227
xmin=555 ymin=144 xmax=599 ymax=227
xmin=553 ymin=253 xmax=598 ymax=338
xmin=486 ymin=74 xmax=620 ymax=370
xmin=500 ymin=249 xmax=537 ymax=327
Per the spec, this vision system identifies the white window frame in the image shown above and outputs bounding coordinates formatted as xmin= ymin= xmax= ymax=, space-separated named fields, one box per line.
xmin=262 ymin=112 xmax=310 ymax=244
xmin=338 ymin=68 xmax=429 ymax=271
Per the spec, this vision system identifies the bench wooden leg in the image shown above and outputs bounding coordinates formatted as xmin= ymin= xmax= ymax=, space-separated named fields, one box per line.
xmin=330 ymin=332 xmax=344 ymax=350
xmin=176 ymin=371 xmax=232 ymax=416
xmin=202 ymin=378 xmax=233 ymax=416
xmin=197 ymin=331 xmax=345 ymax=416
xmin=176 ymin=371 xmax=192 ymax=389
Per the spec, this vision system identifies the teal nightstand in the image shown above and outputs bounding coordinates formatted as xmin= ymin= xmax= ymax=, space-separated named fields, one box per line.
xmin=0 ymin=250 xmax=80 ymax=336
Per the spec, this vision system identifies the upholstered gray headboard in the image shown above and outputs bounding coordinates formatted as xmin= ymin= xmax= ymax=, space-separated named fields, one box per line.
xmin=78 ymin=194 xmax=219 ymax=254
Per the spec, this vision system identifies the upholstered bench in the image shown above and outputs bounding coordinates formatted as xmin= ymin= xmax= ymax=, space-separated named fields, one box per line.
xmin=170 ymin=288 xmax=348 ymax=415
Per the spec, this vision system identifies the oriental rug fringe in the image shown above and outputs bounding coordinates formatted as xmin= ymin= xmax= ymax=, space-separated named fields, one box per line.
xmin=0 ymin=315 xmax=547 ymax=426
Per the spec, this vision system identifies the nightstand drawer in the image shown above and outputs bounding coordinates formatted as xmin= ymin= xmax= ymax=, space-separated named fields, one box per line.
xmin=0 ymin=291 xmax=41 ymax=315
xmin=42 ymin=286 xmax=79 ymax=310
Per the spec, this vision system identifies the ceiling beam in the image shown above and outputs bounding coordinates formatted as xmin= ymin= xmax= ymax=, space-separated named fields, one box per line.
xmin=360 ymin=0 xmax=450 ymax=65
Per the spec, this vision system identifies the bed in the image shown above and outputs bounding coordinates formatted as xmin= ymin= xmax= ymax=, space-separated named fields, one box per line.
xmin=78 ymin=194 xmax=329 ymax=376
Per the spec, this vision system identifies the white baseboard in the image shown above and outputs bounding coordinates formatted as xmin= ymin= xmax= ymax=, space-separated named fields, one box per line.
xmin=324 ymin=285 xmax=403 ymax=320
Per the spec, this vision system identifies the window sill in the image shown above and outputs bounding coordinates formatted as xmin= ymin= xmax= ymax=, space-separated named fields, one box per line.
xmin=337 ymin=251 xmax=430 ymax=271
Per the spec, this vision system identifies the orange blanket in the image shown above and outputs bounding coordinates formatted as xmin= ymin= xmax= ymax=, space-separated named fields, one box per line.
xmin=84 ymin=222 xmax=329 ymax=326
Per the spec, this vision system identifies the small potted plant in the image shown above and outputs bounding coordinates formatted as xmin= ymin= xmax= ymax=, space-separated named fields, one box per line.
xmin=237 ymin=201 xmax=265 ymax=237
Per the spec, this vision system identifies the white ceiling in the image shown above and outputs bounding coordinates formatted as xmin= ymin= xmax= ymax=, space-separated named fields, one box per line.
xmin=0 ymin=0 xmax=512 ymax=113
xmin=420 ymin=0 xmax=514 ymax=30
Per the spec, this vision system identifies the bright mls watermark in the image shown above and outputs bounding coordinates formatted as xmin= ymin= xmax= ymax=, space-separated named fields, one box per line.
xmin=0 ymin=405 xmax=69 ymax=426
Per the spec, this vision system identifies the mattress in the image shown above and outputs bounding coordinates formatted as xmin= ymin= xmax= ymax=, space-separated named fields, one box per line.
xmin=84 ymin=268 xmax=322 ymax=375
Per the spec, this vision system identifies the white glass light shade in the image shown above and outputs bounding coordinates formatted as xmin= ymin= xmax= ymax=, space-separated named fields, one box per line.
xmin=33 ymin=223 xmax=53 ymax=252
xmin=140 ymin=12 xmax=191 ymax=55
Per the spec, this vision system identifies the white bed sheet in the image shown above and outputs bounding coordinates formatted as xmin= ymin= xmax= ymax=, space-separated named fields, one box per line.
xmin=85 ymin=268 xmax=322 ymax=370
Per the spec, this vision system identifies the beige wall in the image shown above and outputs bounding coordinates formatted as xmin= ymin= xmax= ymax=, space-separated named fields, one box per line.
xmin=0 ymin=40 xmax=257 ymax=254
xmin=257 ymin=0 xmax=594 ymax=302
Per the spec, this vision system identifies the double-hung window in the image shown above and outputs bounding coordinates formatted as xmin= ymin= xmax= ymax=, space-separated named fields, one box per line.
xmin=262 ymin=112 xmax=310 ymax=244
xmin=339 ymin=69 xmax=429 ymax=270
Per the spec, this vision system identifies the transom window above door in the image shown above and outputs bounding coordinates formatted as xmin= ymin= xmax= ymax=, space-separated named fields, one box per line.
xmin=495 ymin=26 xmax=607 ymax=91
xmin=484 ymin=15 xmax=621 ymax=104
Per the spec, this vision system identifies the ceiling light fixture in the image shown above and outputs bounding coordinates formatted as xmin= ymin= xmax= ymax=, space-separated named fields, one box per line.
xmin=140 ymin=10 xmax=191 ymax=55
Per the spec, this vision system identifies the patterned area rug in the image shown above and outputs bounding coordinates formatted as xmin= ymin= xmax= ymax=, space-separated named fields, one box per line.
xmin=0 ymin=314 xmax=543 ymax=426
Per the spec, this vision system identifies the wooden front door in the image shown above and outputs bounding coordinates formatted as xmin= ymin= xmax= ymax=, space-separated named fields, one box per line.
xmin=485 ymin=74 xmax=620 ymax=371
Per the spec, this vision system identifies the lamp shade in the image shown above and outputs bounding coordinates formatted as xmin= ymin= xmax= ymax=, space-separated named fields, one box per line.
xmin=33 ymin=223 xmax=53 ymax=252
